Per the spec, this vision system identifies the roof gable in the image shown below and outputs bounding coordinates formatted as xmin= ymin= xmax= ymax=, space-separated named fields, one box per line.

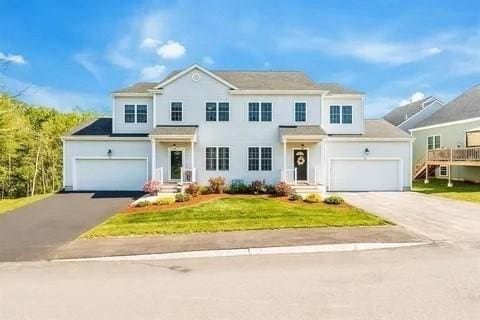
xmin=383 ymin=96 xmax=443 ymax=126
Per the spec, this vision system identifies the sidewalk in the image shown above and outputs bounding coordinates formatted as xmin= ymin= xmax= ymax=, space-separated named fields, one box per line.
xmin=52 ymin=226 xmax=425 ymax=260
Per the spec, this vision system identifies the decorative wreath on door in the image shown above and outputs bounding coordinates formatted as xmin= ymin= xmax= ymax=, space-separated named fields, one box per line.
xmin=296 ymin=155 xmax=305 ymax=166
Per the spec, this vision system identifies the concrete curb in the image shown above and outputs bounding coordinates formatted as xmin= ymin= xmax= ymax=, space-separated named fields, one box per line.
xmin=53 ymin=241 xmax=429 ymax=262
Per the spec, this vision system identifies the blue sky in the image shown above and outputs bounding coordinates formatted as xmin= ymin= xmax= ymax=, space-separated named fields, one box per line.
xmin=1 ymin=0 xmax=479 ymax=117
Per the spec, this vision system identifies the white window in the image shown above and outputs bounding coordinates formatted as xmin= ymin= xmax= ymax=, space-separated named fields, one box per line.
xmin=427 ymin=135 xmax=441 ymax=150
xmin=124 ymin=104 xmax=147 ymax=123
xmin=206 ymin=102 xmax=229 ymax=122
xmin=439 ymin=166 xmax=448 ymax=177
xmin=206 ymin=147 xmax=229 ymax=171
xmin=295 ymin=102 xmax=306 ymax=122
xmin=330 ymin=105 xmax=352 ymax=124
xmin=248 ymin=147 xmax=272 ymax=171
xmin=341 ymin=106 xmax=352 ymax=124
xmin=171 ymin=102 xmax=183 ymax=122
xmin=249 ymin=102 xmax=272 ymax=122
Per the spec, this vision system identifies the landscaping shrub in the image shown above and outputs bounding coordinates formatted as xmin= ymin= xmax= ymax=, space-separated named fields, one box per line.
xmin=288 ymin=193 xmax=302 ymax=201
xmin=324 ymin=195 xmax=344 ymax=205
xmin=199 ymin=185 xmax=212 ymax=195
xmin=208 ymin=177 xmax=226 ymax=194
xmin=250 ymin=179 xmax=267 ymax=195
xmin=274 ymin=182 xmax=292 ymax=196
xmin=155 ymin=196 xmax=176 ymax=205
xmin=143 ymin=180 xmax=161 ymax=195
xmin=265 ymin=184 xmax=276 ymax=194
xmin=303 ymin=193 xmax=322 ymax=203
xmin=185 ymin=183 xmax=200 ymax=196
xmin=175 ymin=193 xmax=191 ymax=202
xmin=227 ymin=181 xmax=250 ymax=194
xmin=134 ymin=200 xmax=149 ymax=207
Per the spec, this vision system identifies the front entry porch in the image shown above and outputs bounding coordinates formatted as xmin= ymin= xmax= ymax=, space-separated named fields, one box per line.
xmin=150 ymin=126 xmax=198 ymax=188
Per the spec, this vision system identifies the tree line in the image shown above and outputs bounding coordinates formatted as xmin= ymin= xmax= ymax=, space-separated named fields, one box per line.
xmin=0 ymin=94 xmax=97 ymax=198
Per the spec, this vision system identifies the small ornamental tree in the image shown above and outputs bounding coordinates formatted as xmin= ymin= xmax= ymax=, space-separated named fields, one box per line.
xmin=143 ymin=180 xmax=161 ymax=195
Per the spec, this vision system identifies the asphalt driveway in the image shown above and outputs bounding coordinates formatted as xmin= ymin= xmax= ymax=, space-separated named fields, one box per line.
xmin=341 ymin=192 xmax=480 ymax=242
xmin=0 ymin=192 xmax=140 ymax=262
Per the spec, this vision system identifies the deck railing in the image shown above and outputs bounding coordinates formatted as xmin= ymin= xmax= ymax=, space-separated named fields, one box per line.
xmin=282 ymin=168 xmax=297 ymax=185
xmin=427 ymin=147 xmax=480 ymax=162
xmin=181 ymin=167 xmax=197 ymax=184
xmin=314 ymin=166 xmax=322 ymax=185
xmin=154 ymin=167 xmax=164 ymax=184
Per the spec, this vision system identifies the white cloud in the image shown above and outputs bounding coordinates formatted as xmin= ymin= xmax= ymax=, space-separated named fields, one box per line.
xmin=0 ymin=52 xmax=26 ymax=64
xmin=202 ymin=56 xmax=214 ymax=65
xmin=399 ymin=92 xmax=425 ymax=106
xmin=3 ymin=76 xmax=105 ymax=111
xmin=141 ymin=65 xmax=166 ymax=81
xmin=140 ymin=37 xmax=162 ymax=49
xmin=106 ymin=35 xmax=139 ymax=70
xmin=157 ymin=41 xmax=186 ymax=59
xmin=73 ymin=52 xmax=100 ymax=78
xmin=277 ymin=32 xmax=443 ymax=65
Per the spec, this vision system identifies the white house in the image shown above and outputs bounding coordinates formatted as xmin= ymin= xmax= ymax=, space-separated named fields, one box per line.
xmin=62 ymin=64 xmax=413 ymax=192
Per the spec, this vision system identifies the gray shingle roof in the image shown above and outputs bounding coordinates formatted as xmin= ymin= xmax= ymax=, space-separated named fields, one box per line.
xmin=383 ymin=97 xmax=433 ymax=126
xmin=151 ymin=125 xmax=198 ymax=136
xmin=112 ymin=82 xmax=158 ymax=94
xmin=415 ymin=85 xmax=480 ymax=128
xmin=330 ymin=119 xmax=412 ymax=139
xmin=115 ymin=68 xmax=361 ymax=93
xmin=68 ymin=118 xmax=148 ymax=137
xmin=279 ymin=125 xmax=326 ymax=137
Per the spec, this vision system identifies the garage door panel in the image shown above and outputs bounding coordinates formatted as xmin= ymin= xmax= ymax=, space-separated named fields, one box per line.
xmin=75 ymin=159 xmax=147 ymax=191
xmin=330 ymin=159 xmax=400 ymax=192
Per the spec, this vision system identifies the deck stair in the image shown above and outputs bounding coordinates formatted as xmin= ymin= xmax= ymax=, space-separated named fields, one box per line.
xmin=290 ymin=183 xmax=326 ymax=195
xmin=158 ymin=182 xmax=181 ymax=193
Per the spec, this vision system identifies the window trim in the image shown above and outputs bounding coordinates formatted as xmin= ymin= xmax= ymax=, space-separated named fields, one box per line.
xmin=427 ymin=135 xmax=441 ymax=150
xmin=136 ymin=104 xmax=148 ymax=123
xmin=205 ymin=146 xmax=230 ymax=171
xmin=170 ymin=101 xmax=183 ymax=122
xmin=341 ymin=105 xmax=353 ymax=124
xmin=329 ymin=105 xmax=341 ymax=124
xmin=205 ymin=101 xmax=230 ymax=122
xmin=247 ymin=146 xmax=273 ymax=171
xmin=247 ymin=102 xmax=273 ymax=122
xmin=439 ymin=165 xmax=448 ymax=177
xmin=466 ymin=130 xmax=480 ymax=148
xmin=124 ymin=104 xmax=149 ymax=124
xmin=294 ymin=101 xmax=307 ymax=122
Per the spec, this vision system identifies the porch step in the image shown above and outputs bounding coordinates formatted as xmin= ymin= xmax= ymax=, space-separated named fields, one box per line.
xmin=158 ymin=182 xmax=181 ymax=193
xmin=290 ymin=184 xmax=326 ymax=194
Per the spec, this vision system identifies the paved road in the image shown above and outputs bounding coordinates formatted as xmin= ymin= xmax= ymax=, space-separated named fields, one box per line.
xmin=0 ymin=192 xmax=139 ymax=262
xmin=1 ymin=243 xmax=479 ymax=319
xmin=341 ymin=192 xmax=480 ymax=242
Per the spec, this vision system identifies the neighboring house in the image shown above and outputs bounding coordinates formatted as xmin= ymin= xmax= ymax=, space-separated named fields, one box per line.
xmin=62 ymin=64 xmax=412 ymax=192
xmin=411 ymin=84 xmax=480 ymax=183
xmin=383 ymin=96 xmax=445 ymax=132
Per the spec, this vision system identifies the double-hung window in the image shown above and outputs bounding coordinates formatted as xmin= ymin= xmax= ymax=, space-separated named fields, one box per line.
xmin=330 ymin=105 xmax=353 ymax=124
xmin=249 ymin=102 xmax=272 ymax=121
xmin=248 ymin=147 xmax=272 ymax=171
xmin=329 ymin=106 xmax=340 ymax=124
xmin=136 ymin=105 xmax=147 ymax=123
xmin=439 ymin=166 xmax=448 ymax=177
xmin=124 ymin=105 xmax=135 ymax=123
xmin=206 ymin=147 xmax=229 ymax=171
xmin=206 ymin=102 xmax=229 ymax=122
xmin=171 ymin=102 xmax=183 ymax=122
xmin=206 ymin=102 xmax=217 ymax=121
xmin=341 ymin=106 xmax=352 ymax=124
xmin=295 ymin=102 xmax=306 ymax=122
xmin=427 ymin=135 xmax=441 ymax=150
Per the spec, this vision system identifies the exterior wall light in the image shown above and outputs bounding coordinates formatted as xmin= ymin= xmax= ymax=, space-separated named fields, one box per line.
xmin=364 ymin=148 xmax=370 ymax=156
xmin=107 ymin=149 xmax=112 ymax=158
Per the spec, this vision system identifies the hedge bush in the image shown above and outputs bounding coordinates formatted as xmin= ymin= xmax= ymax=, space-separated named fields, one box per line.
xmin=303 ymin=193 xmax=322 ymax=203
xmin=154 ymin=196 xmax=176 ymax=205
xmin=175 ymin=193 xmax=191 ymax=202
xmin=274 ymin=182 xmax=292 ymax=196
xmin=288 ymin=193 xmax=302 ymax=201
xmin=185 ymin=183 xmax=200 ymax=196
xmin=208 ymin=177 xmax=226 ymax=194
xmin=324 ymin=195 xmax=344 ymax=205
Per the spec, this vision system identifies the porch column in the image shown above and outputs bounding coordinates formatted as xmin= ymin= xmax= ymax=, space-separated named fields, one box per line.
xmin=283 ymin=141 xmax=287 ymax=181
xmin=448 ymin=165 xmax=453 ymax=187
xmin=151 ymin=139 xmax=156 ymax=181
xmin=191 ymin=140 xmax=195 ymax=182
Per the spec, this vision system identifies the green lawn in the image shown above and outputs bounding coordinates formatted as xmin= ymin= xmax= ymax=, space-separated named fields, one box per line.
xmin=413 ymin=179 xmax=480 ymax=204
xmin=0 ymin=194 xmax=52 ymax=215
xmin=84 ymin=196 xmax=388 ymax=238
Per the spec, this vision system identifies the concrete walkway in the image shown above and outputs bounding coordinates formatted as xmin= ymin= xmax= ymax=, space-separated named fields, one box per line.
xmin=0 ymin=192 xmax=140 ymax=262
xmin=52 ymin=226 xmax=423 ymax=260
xmin=341 ymin=192 xmax=480 ymax=242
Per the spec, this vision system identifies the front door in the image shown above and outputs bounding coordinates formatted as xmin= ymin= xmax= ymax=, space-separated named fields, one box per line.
xmin=170 ymin=150 xmax=183 ymax=180
xmin=294 ymin=149 xmax=308 ymax=181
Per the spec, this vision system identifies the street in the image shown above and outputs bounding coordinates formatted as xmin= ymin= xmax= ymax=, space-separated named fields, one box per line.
xmin=1 ymin=242 xmax=480 ymax=319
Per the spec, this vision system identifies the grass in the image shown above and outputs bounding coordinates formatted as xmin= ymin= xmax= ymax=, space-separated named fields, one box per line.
xmin=84 ymin=195 xmax=388 ymax=238
xmin=0 ymin=193 xmax=52 ymax=215
xmin=413 ymin=178 xmax=480 ymax=204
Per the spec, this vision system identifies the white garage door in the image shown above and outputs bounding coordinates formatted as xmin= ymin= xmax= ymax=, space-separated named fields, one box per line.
xmin=75 ymin=158 xmax=147 ymax=191
xmin=330 ymin=159 xmax=401 ymax=192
